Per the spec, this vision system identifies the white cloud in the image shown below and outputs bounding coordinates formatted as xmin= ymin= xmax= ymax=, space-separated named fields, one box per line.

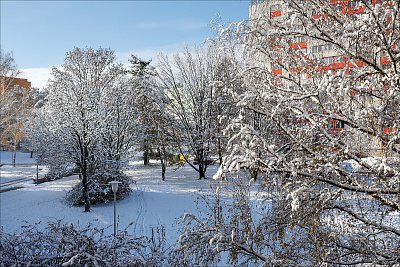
xmin=19 ymin=67 xmax=53 ymax=89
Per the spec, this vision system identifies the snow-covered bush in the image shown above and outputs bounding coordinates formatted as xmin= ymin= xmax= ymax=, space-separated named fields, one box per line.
xmin=66 ymin=162 xmax=132 ymax=205
xmin=0 ymin=220 xmax=166 ymax=267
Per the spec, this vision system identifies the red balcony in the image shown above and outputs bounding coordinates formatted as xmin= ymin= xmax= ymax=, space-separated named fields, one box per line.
xmin=383 ymin=127 xmax=397 ymax=135
xmin=380 ymin=56 xmax=390 ymax=65
xmin=347 ymin=5 xmax=366 ymax=15
xmin=354 ymin=59 xmax=367 ymax=67
xmin=270 ymin=10 xmax=282 ymax=18
xmin=312 ymin=14 xmax=321 ymax=20
xmin=331 ymin=62 xmax=345 ymax=69
xmin=289 ymin=67 xmax=303 ymax=73
xmin=289 ymin=42 xmax=308 ymax=49
xmin=349 ymin=89 xmax=360 ymax=95
xmin=272 ymin=69 xmax=283 ymax=75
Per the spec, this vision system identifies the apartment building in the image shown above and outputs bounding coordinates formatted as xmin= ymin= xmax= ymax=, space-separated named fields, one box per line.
xmin=248 ymin=0 xmax=398 ymax=154
xmin=0 ymin=76 xmax=31 ymax=93
xmin=250 ymin=0 xmax=393 ymax=76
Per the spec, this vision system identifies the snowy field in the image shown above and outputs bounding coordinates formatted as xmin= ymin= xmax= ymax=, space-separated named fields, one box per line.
xmin=0 ymin=151 xmax=47 ymax=189
xmin=0 ymin=151 xmax=223 ymax=246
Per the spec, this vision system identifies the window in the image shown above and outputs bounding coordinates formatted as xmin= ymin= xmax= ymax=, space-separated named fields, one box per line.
xmin=314 ymin=71 xmax=323 ymax=78
xmin=349 ymin=0 xmax=362 ymax=9
xmin=311 ymin=9 xmax=319 ymax=16
xmin=322 ymin=57 xmax=333 ymax=65
xmin=300 ymin=47 xmax=308 ymax=53
xmin=292 ymin=36 xmax=306 ymax=43
xmin=292 ymin=23 xmax=304 ymax=31
xmin=312 ymin=44 xmax=333 ymax=53
xmin=329 ymin=119 xmax=344 ymax=129
xmin=271 ymin=60 xmax=279 ymax=68
xmin=312 ymin=45 xmax=323 ymax=53
xmin=334 ymin=56 xmax=343 ymax=62
xmin=270 ymin=4 xmax=280 ymax=12
xmin=323 ymin=44 xmax=333 ymax=51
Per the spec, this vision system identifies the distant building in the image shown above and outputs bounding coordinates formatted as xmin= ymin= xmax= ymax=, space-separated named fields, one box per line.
xmin=0 ymin=76 xmax=31 ymax=93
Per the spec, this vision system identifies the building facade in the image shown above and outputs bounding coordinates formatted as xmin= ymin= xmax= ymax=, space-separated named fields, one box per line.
xmin=0 ymin=76 xmax=31 ymax=93
xmin=248 ymin=0 xmax=398 ymax=155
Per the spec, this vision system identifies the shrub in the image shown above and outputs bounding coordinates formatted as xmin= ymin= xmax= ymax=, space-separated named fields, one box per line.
xmin=0 ymin=220 xmax=166 ymax=267
xmin=66 ymin=161 xmax=132 ymax=206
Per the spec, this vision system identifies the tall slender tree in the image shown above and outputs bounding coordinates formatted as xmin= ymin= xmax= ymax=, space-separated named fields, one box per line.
xmin=129 ymin=55 xmax=157 ymax=166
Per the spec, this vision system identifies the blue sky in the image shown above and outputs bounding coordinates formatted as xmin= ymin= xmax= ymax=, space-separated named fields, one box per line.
xmin=1 ymin=1 xmax=249 ymax=88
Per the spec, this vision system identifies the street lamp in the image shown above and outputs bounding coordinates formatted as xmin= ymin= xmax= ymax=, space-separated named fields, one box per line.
xmin=109 ymin=181 xmax=121 ymax=237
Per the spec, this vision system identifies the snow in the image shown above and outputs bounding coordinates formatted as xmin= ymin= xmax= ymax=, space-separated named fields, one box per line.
xmin=0 ymin=151 xmax=220 ymax=245
xmin=0 ymin=151 xmax=37 ymax=165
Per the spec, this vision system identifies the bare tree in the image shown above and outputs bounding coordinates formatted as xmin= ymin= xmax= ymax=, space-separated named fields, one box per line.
xmin=157 ymin=46 xmax=219 ymax=179
xmin=0 ymin=49 xmax=20 ymax=95
xmin=0 ymin=50 xmax=34 ymax=165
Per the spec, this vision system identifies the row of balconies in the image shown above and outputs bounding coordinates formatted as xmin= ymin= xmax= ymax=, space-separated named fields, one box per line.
xmin=271 ymin=55 xmax=391 ymax=76
xmin=289 ymin=117 xmax=397 ymax=136
xmin=269 ymin=0 xmax=394 ymax=19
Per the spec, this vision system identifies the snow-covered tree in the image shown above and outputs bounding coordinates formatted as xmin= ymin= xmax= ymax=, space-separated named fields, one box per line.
xmin=207 ymin=45 xmax=244 ymax=166
xmin=128 ymin=55 xmax=176 ymax=180
xmin=177 ymin=1 xmax=400 ymax=265
xmin=0 ymin=50 xmax=37 ymax=165
xmin=157 ymin=46 xmax=223 ymax=179
xmin=0 ymin=49 xmax=20 ymax=97
xmin=129 ymin=55 xmax=159 ymax=165
xmin=27 ymin=48 xmax=134 ymax=212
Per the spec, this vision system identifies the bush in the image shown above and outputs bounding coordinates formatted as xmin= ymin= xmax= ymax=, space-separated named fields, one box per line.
xmin=0 ymin=220 xmax=166 ymax=267
xmin=46 ymin=163 xmax=77 ymax=180
xmin=66 ymin=161 xmax=132 ymax=206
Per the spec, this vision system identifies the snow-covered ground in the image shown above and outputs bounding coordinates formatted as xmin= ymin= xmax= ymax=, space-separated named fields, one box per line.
xmin=0 ymin=151 xmax=222 ymax=247
xmin=0 ymin=151 xmax=49 ymax=191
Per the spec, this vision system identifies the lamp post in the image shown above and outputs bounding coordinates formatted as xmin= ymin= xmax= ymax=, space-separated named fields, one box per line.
xmin=36 ymin=153 xmax=39 ymax=181
xmin=109 ymin=181 xmax=121 ymax=237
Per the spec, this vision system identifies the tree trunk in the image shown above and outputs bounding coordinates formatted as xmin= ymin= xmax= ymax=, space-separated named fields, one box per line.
xmin=12 ymin=147 xmax=16 ymax=167
xmin=198 ymin=162 xmax=206 ymax=179
xmin=217 ymin=136 xmax=223 ymax=166
xmin=161 ymin=159 xmax=166 ymax=181
xmin=250 ymin=168 xmax=258 ymax=181
xmin=81 ymin=159 xmax=91 ymax=212
xmin=143 ymin=141 xmax=150 ymax=166
xmin=30 ymin=151 xmax=33 ymax=158
xmin=158 ymin=146 xmax=166 ymax=181
xmin=196 ymin=149 xmax=207 ymax=179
